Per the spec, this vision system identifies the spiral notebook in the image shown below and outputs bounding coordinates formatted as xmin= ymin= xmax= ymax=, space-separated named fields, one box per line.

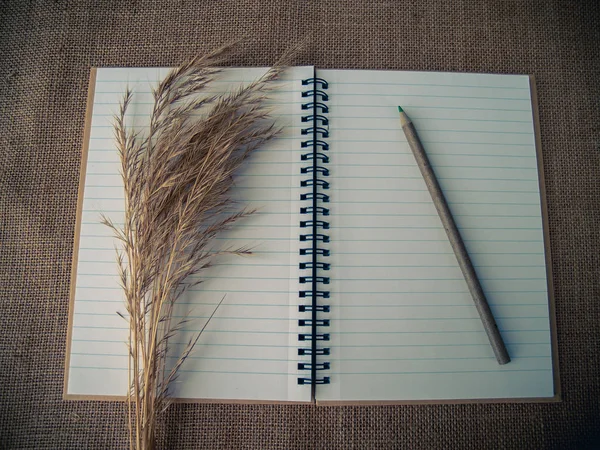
xmin=64 ymin=66 xmax=559 ymax=404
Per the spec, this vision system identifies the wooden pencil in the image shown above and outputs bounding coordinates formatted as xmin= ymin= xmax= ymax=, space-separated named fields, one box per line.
xmin=398 ymin=106 xmax=511 ymax=365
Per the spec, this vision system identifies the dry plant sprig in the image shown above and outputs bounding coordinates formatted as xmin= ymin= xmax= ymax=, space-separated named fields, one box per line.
xmin=104 ymin=44 xmax=285 ymax=450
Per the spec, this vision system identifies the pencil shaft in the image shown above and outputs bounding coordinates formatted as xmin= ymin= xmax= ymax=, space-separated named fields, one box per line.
xmin=399 ymin=111 xmax=511 ymax=365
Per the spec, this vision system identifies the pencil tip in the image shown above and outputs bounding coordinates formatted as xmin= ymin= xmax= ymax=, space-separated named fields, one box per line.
xmin=397 ymin=106 xmax=403 ymax=113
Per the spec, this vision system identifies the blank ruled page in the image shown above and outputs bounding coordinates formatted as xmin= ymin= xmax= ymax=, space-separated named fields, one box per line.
xmin=318 ymin=69 xmax=555 ymax=402
xmin=66 ymin=66 xmax=314 ymax=402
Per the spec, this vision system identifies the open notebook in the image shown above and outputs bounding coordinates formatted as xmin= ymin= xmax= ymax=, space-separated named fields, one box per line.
xmin=65 ymin=66 xmax=559 ymax=404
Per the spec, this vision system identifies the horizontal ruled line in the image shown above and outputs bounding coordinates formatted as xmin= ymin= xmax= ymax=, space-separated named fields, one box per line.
xmin=82 ymin=200 xmax=541 ymax=206
xmin=332 ymin=92 xmax=530 ymax=101
xmin=333 ymin=278 xmax=545 ymax=281
xmin=328 ymin=116 xmax=531 ymax=123
xmin=333 ymin=330 xmax=548 ymax=334
xmin=73 ymin=326 xmax=293 ymax=333
xmin=329 ymin=105 xmax=530 ymax=112
xmin=93 ymin=101 xmax=300 ymax=106
xmin=71 ymin=353 xmax=550 ymax=362
xmin=328 ymin=369 xmax=551 ymax=375
xmin=330 ymin=139 xmax=533 ymax=147
xmin=330 ymin=163 xmax=537 ymax=170
xmin=71 ymin=338 xmax=547 ymax=348
xmin=87 ymin=158 xmax=302 ymax=167
xmin=332 ymin=187 xmax=538 ymax=193
xmin=75 ymin=287 xmax=298 ymax=293
xmin=331 ymin=356 xmax=550 ymax=361
xmin=335 ymin=264 xmax=544 ymax=268
xmin=95 ymin=78 xmax=304 ymax=84
xmin=70 ymin=367 xmax=293 ymax=375
xmin=330 ymin=176 xmax=539 ymax=181
xmin=332 ymin=238 xmax=542 ymax=242
xmin=96 ymin=101 xmax=535 ymax=114
xmin=77 ymin=274 xmax=297 ymax=280
xmin=333 ymin=290 xmax=546 ymax=294
xmin=330 ymin=225 xmax=542 ymax=229
xmin=331 ymin=128 xmax=534 ymax=135
xmin=93 ymin=92 xmax=529 ymax=103
xmin=72 ymin=327 xmax=547 ymax=334
xmin=330 ymin=152 xmax=536 ymax=158
xmin=93 ymin=89 xmax=301 ymax=95
xmin=78 ymin=249 xmax=544 ymax=255
xmin=80 ymin=185 xmax=540 ymax=191
xmin=71 ymin=353 xmax=292 ymax=362
xmin=71 ymin=300 xmax=546 ymax=308
xmin=329 ymin=115 xmax=531 ymax=121
xmin=77 ymin=236 xmax=543 ymax=242
xmin=334 ymin=317 xmax=548 ymax=321
xmin=74 ymin=262 xmax=545 ymax=269
xmin=327 ymin=215 xmax=540 ymax=220
xmin=337 ymin=303 xmax=547 ymax=307
xmin=91 ymin=124 xmax=306 ymax=129
xmin=73 ymin=300 xmax=298 ymax=307
xmin=77 ymin=262 xmax=300 ymax=268
xmin=93 ymin=112 xmax=300 ymax=117
xmin=74 ymin=313 xmax=297 ymax=320
xmin=331 ymin=81 xmax=528 ymax=89
xmin=72 ymin=339 xmax=296 ymax=347
xmin=84 ymin=175 xmax=538 ymax=182
xmin=73 ymin=312 xmax=547 ymax=321
xmin=329 ymin=343 xmax=549 ymax=348
xmin=177 ymin=369 xmax=292 ymax=375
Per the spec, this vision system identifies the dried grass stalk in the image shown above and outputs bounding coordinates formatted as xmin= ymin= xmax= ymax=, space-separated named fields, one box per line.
xmin=104 ymin=45 xmax=283 ymax=450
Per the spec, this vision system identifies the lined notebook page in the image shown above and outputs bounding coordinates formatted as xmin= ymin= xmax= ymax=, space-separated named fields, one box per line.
xmin=319 ymin=69 xmax=554 ymax=402
xmin=66 ymin=66 xmax=314 ymax=402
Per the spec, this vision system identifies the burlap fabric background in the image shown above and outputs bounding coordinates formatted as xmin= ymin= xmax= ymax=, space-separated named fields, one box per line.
xmin=1 ymin=0 xmax=599 ymax=448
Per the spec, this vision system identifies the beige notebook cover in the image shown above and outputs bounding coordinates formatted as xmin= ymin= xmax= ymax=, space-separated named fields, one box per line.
xmin=65 ymin=67 xmax=559 ymax=404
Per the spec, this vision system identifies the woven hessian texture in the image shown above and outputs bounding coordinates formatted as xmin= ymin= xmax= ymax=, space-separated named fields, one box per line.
xmin=1 ymin=1 xmax=599 ymax=448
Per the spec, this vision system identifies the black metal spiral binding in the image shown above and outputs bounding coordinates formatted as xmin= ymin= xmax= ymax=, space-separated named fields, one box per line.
xmin=298 ymin=73 xmax=330 ymax=388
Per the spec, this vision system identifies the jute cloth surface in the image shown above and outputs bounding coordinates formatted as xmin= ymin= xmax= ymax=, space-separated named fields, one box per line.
xmin=1 ymin=1 xmax=599 ymax=448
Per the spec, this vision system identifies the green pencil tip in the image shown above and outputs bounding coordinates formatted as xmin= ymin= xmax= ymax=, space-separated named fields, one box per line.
xmin=397 ymin=106 xmax=404 ymax=113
